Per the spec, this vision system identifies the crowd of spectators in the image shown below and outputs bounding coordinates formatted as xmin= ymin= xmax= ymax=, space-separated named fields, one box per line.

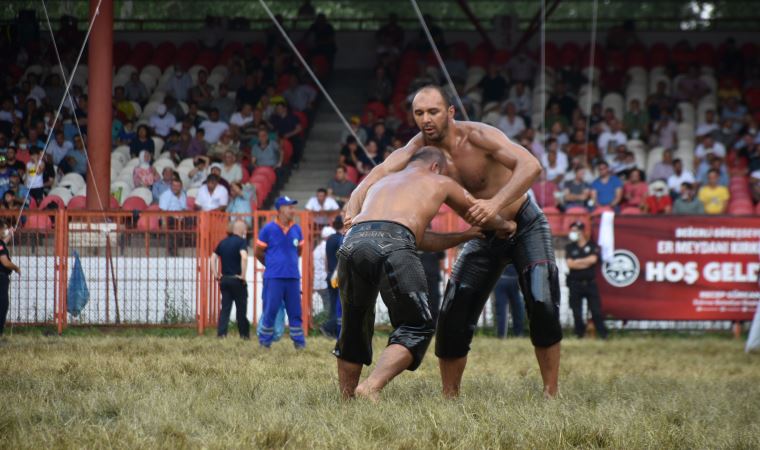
xmin=0 ymin=12 xmax=334 ymax=224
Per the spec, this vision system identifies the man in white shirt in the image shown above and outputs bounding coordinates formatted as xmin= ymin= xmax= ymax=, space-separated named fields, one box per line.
xmin=199 ymin=108 xmax=230 ymax=144
xmin=597 ymin=119 xmax=628 ymax=155
xmin=667 ymin=158 xmax=696 ymax=194
xmin=194 ymin=174 xmax=229 ymax=211
xmin=149 ymin=104 xmax=176 ymax=137
xmin=496 ymin=102 xmax=526 ymax=139
xmin=694 ymin=133 xmax=726 ymax=161
xmin=304 ymin=188 xmax=340 ymax=226
xmin=0 ymin=98 xmax=23 ymax=124
xmin=283 ymin=77 xmax=317 ymax=112
xmin=507 ymin=81 xmax=532 ymax=119
xmin=230 ymin=103 xmax=254 ymax=129
xmin=540 ymin=139 xmax=569 ymax=183
xmin=47 ymin=130 xmax=73 ymax=165
xmin=695 ymin=109 xmax=719 ymax=138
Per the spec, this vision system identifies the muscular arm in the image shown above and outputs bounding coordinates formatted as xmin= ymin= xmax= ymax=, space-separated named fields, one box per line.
xmin=418 ymin=228 xmax=483 ymax=252
xmin=465 ymin=125 xmax=542 ymax=225
xmin=254 ymin=246 xmax=266 ymax=265
xmin=442 ymin=178 xmax=514 ymax=233
xmin=344 ymin=134 xmax=424 ymax=224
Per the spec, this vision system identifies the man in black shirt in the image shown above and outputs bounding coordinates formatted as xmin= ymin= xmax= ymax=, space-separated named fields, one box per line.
xmin=474 ymin=63 xmax=508 ymax=105
xmin=212 ymin=220 xmax=250 ymax=339
xmin=0 ymin=220 xmax=20 ymax=335
xmin=565 ymin=221 xmax=608 ymax=339
xmin=324 ymin=216 xmax=344 ymax=338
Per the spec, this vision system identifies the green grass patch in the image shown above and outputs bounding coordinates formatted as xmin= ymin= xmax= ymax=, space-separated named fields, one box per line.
xmin=0 ymin=334 xmax=758 ymax=449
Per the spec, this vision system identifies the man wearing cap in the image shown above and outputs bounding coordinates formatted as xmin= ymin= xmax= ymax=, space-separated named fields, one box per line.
xmin=565 ymin=221 xmax=608 ymax=339
xmin=339 ymin=116 xmax=367 ymax=145
xmin=149 ymin=104 xmax=177 ymax=138
xmin=255 ymin=196 xmax=306 ymax=349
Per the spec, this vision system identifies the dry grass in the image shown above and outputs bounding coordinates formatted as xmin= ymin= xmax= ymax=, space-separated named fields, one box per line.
xmin=1 ymin=332 xmax=759 ymax=449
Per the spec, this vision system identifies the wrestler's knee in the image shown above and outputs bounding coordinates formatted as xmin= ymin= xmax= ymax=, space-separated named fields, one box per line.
xmin=434 ymin=281 xmax=477 ymax=359
xmin=521 ymin=262 xmax=563 ymax=347
xmin=388 ymin=291 xmax=435 ymax=370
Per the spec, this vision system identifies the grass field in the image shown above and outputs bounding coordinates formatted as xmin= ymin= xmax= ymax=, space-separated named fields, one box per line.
xmin=1 ymin=330 xmax=759 ymax=449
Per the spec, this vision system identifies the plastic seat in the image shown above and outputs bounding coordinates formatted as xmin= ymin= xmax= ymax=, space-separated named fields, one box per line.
xmin=67 ymin=196 xmax=87 ymax=210
xmin=122 ymin=196 xmax=148 ymax=211
xmin=24 ymin=214 xmax=53 ymax=230
xmin=38 ymin=195 xmax=66 ymax=210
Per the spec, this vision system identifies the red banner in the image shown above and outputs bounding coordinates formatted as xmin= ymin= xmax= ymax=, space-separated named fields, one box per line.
xmin=594 ymin=216 xmax=760 ymax=320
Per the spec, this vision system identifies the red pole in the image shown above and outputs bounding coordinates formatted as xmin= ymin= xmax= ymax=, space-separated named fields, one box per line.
xmin=86 ymin=0 xmax=113 ymax=211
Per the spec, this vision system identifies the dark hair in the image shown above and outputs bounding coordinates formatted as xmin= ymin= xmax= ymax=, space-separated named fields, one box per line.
xmin=673 ymin=158 xmax=682 ymax=165
xmin=413 ymin=85 xmax=452 ymax=109
xmin=681 ymin=182 xmax=694 ymax=190
xmin=206 ymin=174 xmax=220 ymax=183
xmin=596 ymin=160 xmax=609 ymax=168
xmin=209 ymin=108 xmax=219 ymax=115
xmin=332 ymin=215 xmax=344 ymax=231
xmin=409 ymin=146 xmax=446 ymax=168
xmin=317 ymin=188 xmax=327 ymax=195
xmin=707 ymin=168 xmax=719 ymax=176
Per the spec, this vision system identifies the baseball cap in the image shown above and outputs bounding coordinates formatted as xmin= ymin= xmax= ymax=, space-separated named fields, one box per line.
xmin=209 ymin=162 xmax=223 ymax=172
xmin=350 ymin=116 xmax=360 ymax=125
xmin=274 ymin=196 xmax=298 ymax=210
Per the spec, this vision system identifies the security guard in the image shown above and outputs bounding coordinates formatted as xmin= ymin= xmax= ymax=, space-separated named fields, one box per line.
xmin=255 ymin=196 xmax=305 ymax=349
xmin=565 ymin=221 xmax=608 ymax=339
xmin=0 ymin=221 xmax=20 ymax=336
xmin=212 ymin=220 xmax=250 ymax=339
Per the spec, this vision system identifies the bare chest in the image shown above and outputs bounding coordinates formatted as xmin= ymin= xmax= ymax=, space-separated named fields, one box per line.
xmin=447 ymin=146 xmax=499 ymax=197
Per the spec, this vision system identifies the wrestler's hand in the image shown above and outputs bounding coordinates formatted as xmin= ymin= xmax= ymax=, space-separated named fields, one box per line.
xmin=494 ymin=220 xmax=517 ymax=240
xmin=465 ymin=197 xmax=502 ymax=226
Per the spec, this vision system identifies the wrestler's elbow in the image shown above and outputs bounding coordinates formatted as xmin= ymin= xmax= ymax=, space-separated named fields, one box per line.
xmin=522 ymin=156 xmax=542 ymax=182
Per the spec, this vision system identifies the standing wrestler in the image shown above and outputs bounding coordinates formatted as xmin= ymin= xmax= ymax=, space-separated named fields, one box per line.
xmin=345 ymin=85 xmax=562 ymax=398
xmin=336 ymin=146 xmax=513 ymax=401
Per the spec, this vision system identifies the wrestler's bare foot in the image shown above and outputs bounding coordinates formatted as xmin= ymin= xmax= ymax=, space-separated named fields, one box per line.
xmin=354 ymin=381 xmax=380 ymax=403
xmin=439 ymin=356 xmax=467 ymax=398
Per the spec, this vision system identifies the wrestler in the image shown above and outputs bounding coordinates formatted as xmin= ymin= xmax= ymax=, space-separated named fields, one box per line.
xmin=335 ymin=146 xmax=514 ymax=401
xmin=345 ymin=85 xmax=562 ymax=398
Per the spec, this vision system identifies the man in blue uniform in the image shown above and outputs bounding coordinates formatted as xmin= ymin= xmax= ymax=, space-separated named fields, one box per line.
xmin=255 ymin=196 xmax=306 ymax=349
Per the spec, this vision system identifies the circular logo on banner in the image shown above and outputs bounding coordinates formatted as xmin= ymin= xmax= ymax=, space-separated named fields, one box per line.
xmin=293 ymin=238 xmax=299 ymax=247
xmin=602 ymin=249 xmax=640 ymax=287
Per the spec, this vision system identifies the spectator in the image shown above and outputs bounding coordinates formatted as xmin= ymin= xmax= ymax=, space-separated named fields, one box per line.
xmin=474 ymin=63 xmax=508 ymax=105
xmin=305 ymin=187 xmax=340 ymax=227
xmin=566 ymin=129 xmax=599 ymax=164
xmin=199 ymin=108 xmax=229 ymax=145
xmin=673 ymin=182 xmax=704 ymax=214
xmin=356 ymin=139 xmax=383 ymax=175
xmin=164 ymin=96 xmax=187 ymax=122
xmin=547 ymin=81 xmax=577 ymax=122
xmin=696 ymin=109 xmax=719 ymax=138
xmin=208 ymin=163 xmax=231 ymax=192
xmin=643 ymin=180 xmax=673 ymax=214
xmin=26 ymin=73 xmax=46 ymax=105
xmin=152 ymin=167 xmax=175 ymax=202
xmin=24 ymin=148 xmax=45 ymax=204
xmin=504 ymin=51 xmax=537 ymax=85
xmin=540 ymin=139 xmax=568 ymax=183
xmin=531 ymin=170 xmax=557 ymax=208
xmin=129 ymin=125 xmax=155 ymax=158
xmin=327 ymin=165 xmax=356 ymax=207
xmin=666 ymin=158 xmax=696 ymax=194
xmin=496 ymin=102 xmax=526 ymax=140
xmin=251 ymin=128 xmax=281 ymax=168
xmin=211 ymin=84 xmax=236 ymax=123
xmin=159 ymin=177 xmax=188 ymax=212
xmin=621 ymin=169 xmax=648 ymax=209
xmin=367 ymin=66 xmax=393 ymax=103
xmin=0 ymin=219 xmax=20 ymax=336
xmin=653 ymin=108 xmax=678 ymax=150
xmin=597 ymin=119 xmax=628 ymax=156
xmin=226 ymin=181 xmax=253 ymax=227
xmin=149 ymin=104 xmax=177 ymax=138
xmin=544 ymin=102 xmax=569 ymax=130
xmin=340 ymin=116 xmax=368 ymax=145
xmin=132 ymin=151 xmax=160 ymax=189
xmin=492 ymin=265 xmax=525 ymax=338
xmin=375 ymin=13 xmax=404 ymax=59
xmin=650 ymin=149 xmax=675 ymax=182
xmin=339 ymin=136 xmax=360 ymax=168
xmin=188 ymin=156 xmax=210 ymax=189
xmin=0 ymin=156 xmax=12 ymax=194
xmin=212 ymin=220 xmax=251 ymax=339
xmin=249 ymin=107 xmax=273 ymax=133
xmin=676 ymin=65 xmax=710 ymax=103
xmin=255 ymin=196 xmax=306 ymax=349
xmin=591 ymin=161 xmax=623 ymax=209
xmin=60 ymin=135 xmax=87 ymax=177
xmin=695 ymin=134 xmax=726 ymax=168
xmin=2 ymin=172 xmax=28 ymax=204
xmin=230 ymin=103 xmax=256 ymax=139
xmin=623 ymin=99 xmax=649 ymax=140
xmin=165 ymin=64 xmax=193 ymax=102
xmin=716 ymin=118 xmax=738 ymax=148
xmin=210 ymin=130 xmax=239 ymax=160
xmin=697 ymin=169 xmax=730 ymax=214
xmin=749 ymin=170 xmax=760 ymax=204
xmin=303 ymin=13 xmax=336 ymax=63
xmin=190 ymin=70 xmax=214 ymax=110
xmin=369 ymin=121 xmax=392 ymax=152
xmin=313 ymin=224 xmax=331 ymax=337
xmin=507 ymin=81 xmax=532 ymax=119
xmin=113 ymin=86 xmax=136 ymax=121
xmin=195 ymin=174 xmax=229 ymax=211
xmin=118 ymin=120 xmax=137 ymax=146
xmin=548 ymin=121 xmax=570 ymax=148
xmin=519 ymin=128 xmax=545 ymax=161
xmin=236 ymin=74 xmax=265 ymax=109
xmin=47 ymin=130 xmax=73 ymax=166
xmin=697 ymin=154 xmax=729 ymax=187
xmin=4 ymin=148 xmax=25 ymax=177
xmin=721 ymin=97 xmax=747 ymax=124
xmin=270 ymin=104 xmax=303 ymax=164
xmin=562 ymin=166 xmax=592 ymax=209
xmin=323 ymin=215 xmax=345 ymax=338
xmin=219 ymin=151 xmax=243 ymax=184
xmin=283 ymin=76 xmax=317 ymax=113
xmin=610 ymin=146 xmax=638 ymax=178
xmin=565 ymin=221 xmax=608 ymax=339
xmin=124 ymin=72 xmax=148 ymax=103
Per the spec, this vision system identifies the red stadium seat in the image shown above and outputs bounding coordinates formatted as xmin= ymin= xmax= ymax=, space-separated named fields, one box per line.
xmin=364 ymin=101 xmax=387 ymax=120
xmin=695 ymin=42 xmax=715 ymax=66
xmin=24 ymin=214 xmax=52 ymax=230
xmin=253 ymin=166 xmax=276 ymax=184
xmin=450 ymin=42 xmax=469 ymax=61
xmin=68 ymin=196 xmax=86 ymax=210
xmin=122 ymin=196 xmax=148 ymax=211
xmin=136 ymin=214 xmax=160 ymax=232
xmin=311 ymin=55 xmax=331 ymax=79
xmin=280 ymin=139 xmax=293 ymax=165
xmin=740 ymin=42 xmax=757 ymax=60
xmin=468 ymin=44 xmax=491 ymax=68
xmin=745 ymin=88 xmax=760 ymax=112
xmin=621 ymin=207 xmax=643 ymax=215
xmin=293 ymin=110 xmax=309 ymax=131
xmin=627 ymin=44 xmax=647 ymax=67
xmin=560 ymin=42 xmax=581 ymax=67
xmin=109 ymin=196 xmax=120 ymax=209
xmin=38 ymin=195 xmax=65 ymax=210
xmin=543 ymin=42 xmax=560 ymax=68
